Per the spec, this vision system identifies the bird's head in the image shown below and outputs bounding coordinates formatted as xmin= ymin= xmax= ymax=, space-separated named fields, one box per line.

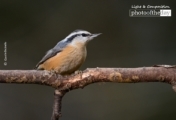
xmin=64 ymin=29 xmax=101 ymax=46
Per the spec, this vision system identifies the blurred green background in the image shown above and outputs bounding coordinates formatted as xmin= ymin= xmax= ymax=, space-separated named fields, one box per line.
xmin=0 ymin=0 xmax=176 ymax=120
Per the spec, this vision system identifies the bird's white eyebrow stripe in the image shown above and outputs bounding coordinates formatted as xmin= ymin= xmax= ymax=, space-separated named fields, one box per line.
xmin=66 ymin=31 xmax=90 ymax=39
xmin=65 ymin=31 xmax=91 ymax=42
xmin=65 ymin=33 xmax=78 ymax=39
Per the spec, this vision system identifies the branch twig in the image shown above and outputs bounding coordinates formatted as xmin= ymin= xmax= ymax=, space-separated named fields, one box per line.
xmin=51 ymin=89 xmax=66 ymax=120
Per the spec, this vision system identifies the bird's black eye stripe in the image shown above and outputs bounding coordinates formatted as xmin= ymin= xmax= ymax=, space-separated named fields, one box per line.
xmin=66 ymin=33 xmax=90 ymax=43
xmin=81 ymin=33 xmax=89 ymax=37
xmin=66 ymin=34 xmax=78 ymax=42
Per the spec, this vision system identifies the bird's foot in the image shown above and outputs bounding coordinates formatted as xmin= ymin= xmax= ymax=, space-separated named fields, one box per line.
xmin=74 ymin=70 xmax=83 ymax=75
xmin=48 ymin=70 xmax=59 ymax=76
xmin=74 ymin=70 xmax=83 ymax=79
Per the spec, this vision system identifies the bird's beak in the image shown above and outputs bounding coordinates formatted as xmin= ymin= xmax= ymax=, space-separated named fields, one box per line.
xmin=91 ymin=33 xmax=102 ymax=38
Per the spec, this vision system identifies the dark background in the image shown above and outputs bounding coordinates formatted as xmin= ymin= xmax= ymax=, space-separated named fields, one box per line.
xmin=0 ymin=0 xmax=176 ymax=120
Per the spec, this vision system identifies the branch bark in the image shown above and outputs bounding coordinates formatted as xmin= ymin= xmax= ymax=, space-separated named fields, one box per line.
xmin=0 ymin=67 xmax=176 ymax=89
xmin=0 ymin=66 xmax=176 ymax=120
xmin=51 ymin=90 xmax=66 ymax=120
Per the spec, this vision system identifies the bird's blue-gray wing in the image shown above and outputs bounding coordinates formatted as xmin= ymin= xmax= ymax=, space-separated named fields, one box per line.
xmin=35 ymin=40 xmax=67 ymax=69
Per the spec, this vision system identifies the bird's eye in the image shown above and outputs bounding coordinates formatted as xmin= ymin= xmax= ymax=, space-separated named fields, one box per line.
xmin=81 ymin=33 xmax=88 ymax=37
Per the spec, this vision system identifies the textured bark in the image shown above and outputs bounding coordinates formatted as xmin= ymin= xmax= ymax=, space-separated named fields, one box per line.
xmin=51 ymin=90 xmax=66 ymax=120
xmin=0 ymin=66 xmax=176 ymax=120
xmin=0 ymin=67 xmax=176 ymax=89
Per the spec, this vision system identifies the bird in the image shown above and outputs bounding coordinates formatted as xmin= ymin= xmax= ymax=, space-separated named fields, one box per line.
xmin=36 ymin=29 xmax=101 ymax=75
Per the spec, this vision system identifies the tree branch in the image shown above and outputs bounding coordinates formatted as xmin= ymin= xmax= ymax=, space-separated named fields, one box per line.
xmin=0 ymin=66 xmax=176 ymax=120
xmin=0 ymin=67 xmax=176 ymax=89
xmin=51 ymin=90 xmax=66 ymax=120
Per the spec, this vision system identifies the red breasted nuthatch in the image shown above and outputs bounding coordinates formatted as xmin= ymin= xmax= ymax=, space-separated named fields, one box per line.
xmin=36 ymin=29 xmax=101 ymax=75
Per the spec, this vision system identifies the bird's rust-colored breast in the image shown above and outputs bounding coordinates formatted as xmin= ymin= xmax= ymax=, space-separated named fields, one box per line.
xmin=39 ymin=43 xmax=87 ymax=74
